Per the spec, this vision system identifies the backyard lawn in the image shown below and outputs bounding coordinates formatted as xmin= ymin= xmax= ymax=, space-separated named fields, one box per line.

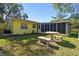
xmin=0 ymin=34 xmax=79 ymax=56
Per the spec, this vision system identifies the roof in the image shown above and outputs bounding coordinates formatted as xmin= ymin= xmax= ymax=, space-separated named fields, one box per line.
xmin=11 ymin=18 xmax=70 ymax=24
xmin=12 ymin=18 xmax=38 ymax=23
xmin=40 ymin=20 xmax=70 ymax=24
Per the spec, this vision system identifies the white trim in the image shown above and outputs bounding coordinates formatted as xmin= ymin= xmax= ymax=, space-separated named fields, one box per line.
xmin=78 ymin=33 xmax=79 ymax=40
xmin=49 ymin=23 xmax=50 ymax=31
xmin=56 ymin=23 xmax=58 ymax=32
xmin=40 ymin=23 xmax=41 ymax=33
xmin=44 ymin=23 xmax=45 ymax=32
xmin=61 ymin=23 xmax=63 ymax=33
xmin=66 ymin=23 xmax=68 ymax=35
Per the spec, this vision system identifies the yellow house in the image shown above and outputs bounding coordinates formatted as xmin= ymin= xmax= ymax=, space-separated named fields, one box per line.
xmin=10 ymin=18 xmax=38 ymax=35
xmin=1 ymin=18 xmax=70 ymax=35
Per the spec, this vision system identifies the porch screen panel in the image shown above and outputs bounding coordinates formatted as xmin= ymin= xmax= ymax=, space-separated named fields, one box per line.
xmin=41 ymin=24 xmax=45 ymax=32
xmin=57 ymin=23 xmax=62 ymax=33
xmin=50 ymin=23 xmax=56 ymax=31
xmin=62 ymin=23 xmax=66 ymax=34
xmin=44 ymin=24 xmax=49 ymax=32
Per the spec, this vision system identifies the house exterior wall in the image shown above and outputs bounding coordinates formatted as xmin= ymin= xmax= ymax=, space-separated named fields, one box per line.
xmin=0 ymin=22 xmax=7 ymax=34
xmin=9 ymin=18 xmax=70 ymax=35
xmin=11 ymin=18 xmax=38 ymax=35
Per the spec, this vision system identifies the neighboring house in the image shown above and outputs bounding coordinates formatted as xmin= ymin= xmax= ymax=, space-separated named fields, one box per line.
xmin=1 ymin=18 xmax=70 ymax=35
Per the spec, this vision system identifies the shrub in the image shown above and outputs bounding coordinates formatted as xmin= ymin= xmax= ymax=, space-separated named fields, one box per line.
xmin=69 ymin=32 xmax=78 ymax=38
xmin=3 ymin=30 xmax=11 ymax=34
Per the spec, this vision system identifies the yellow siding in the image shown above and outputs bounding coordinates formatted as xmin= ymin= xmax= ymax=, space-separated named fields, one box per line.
xmin=11 ymin=18 xmax=38 ymax=35
xmin=0 ymin=22 xmax=7 ymax=33
xmin=0 ymin=22 xmax=7 ymax=30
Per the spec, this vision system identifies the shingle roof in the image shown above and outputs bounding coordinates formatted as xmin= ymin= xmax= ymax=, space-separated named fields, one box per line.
xmin=40 ymin=20 xmax=70 ymax=24
xmin=12 ymin=18 xmax=38 ymax=23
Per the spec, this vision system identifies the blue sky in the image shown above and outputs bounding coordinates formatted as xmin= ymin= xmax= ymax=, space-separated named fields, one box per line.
xmin=21 ymin=3 xmax=57 ymax=22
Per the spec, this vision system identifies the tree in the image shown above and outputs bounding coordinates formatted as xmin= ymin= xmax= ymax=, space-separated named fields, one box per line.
xmin=69 ymin=13 xmax=79 ymax=19
xmin=0 ymin=3 xmax=28 ymax=23
xmin=52 ymin=3 xmax=79 ymax=39
xmin=52 ymin=3 xmax=74 ymax=13
xmin=52 ymin=3 xmax=74 ymax=20
xmin=0 ymin=3 xmax=6 ymax=23
xmin=7 ymin=4 xmax=28 ymax=20
xmin=22 ymin=13 xmax=28 ymax=20
xmin=51 ymin=13 xmax=67 ymax=20
xmin=5 ymin=3 xmax=23 ymax=20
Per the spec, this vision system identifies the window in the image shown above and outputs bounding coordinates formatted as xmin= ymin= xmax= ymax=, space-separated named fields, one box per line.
xmin=21 ymin=23 xmax=28 ymax=29
xmin=33 ymin=24 xmax=36 ymax=28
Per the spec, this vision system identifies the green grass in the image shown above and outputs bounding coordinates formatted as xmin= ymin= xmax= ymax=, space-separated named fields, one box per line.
xmin=0 ymin=34 xmax=79 ymax=56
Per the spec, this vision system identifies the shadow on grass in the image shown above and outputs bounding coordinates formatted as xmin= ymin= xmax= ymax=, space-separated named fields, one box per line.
xmin=0 ymin=34 xmax=49 ymax=47
xmin=56 ymin=40 xmax=76 ymax=49
xmin=0 ymin=33 xmax=48 ymax=40
xmin=26 ymin=49 xmax=55 ymax=56
xmin=0 ymin=47 xmax=13 ymax=56
xmin=0 ymin=34 xmax=56 ymax=56
xmin=9 ymin=33 xmax=48 ymax=40
xmin=48 ymin=44 xmax=59 ymax=50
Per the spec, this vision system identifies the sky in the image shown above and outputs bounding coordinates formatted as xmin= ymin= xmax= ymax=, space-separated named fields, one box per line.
xmin=21 ymin=3 xmax=57 ymax=22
